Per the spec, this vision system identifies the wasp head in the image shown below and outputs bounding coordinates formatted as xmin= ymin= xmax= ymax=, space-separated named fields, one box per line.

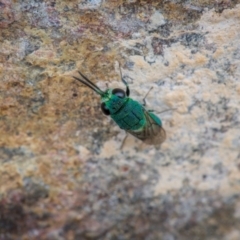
xmin=100 ymin=88 xmax=128 ymax=115
xmin=73 ymin=71 xmax=128 ymax=116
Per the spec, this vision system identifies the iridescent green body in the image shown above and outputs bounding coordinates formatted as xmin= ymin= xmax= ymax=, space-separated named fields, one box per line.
xmin=73 ymin=71 xmax=166 ymax=145
xmin=111 ymin=98 xmax=145 ymax=131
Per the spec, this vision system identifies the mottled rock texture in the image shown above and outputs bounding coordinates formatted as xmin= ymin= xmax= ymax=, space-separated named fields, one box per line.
xmin=1 ymin=0 xmax=240 ymax=239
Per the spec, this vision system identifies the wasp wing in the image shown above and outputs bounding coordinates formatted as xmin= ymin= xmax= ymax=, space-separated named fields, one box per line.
xmin=127 ymin=109 xmax=166 ymax=145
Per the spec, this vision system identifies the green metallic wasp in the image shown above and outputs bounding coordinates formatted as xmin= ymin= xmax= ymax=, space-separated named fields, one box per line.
xmin=73 ymin=71 xmax=166 ymax=145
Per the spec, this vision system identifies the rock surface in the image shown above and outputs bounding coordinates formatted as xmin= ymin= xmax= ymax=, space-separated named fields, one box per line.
xmin=0 ymin=1 xmax=240 ymax=239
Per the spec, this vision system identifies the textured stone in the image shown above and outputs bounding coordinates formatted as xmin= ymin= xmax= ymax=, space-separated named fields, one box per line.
xmin=0 ymin=1 xmax=240 ymax=240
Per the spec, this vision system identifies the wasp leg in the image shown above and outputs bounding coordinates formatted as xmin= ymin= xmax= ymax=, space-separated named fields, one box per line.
xmin=119 ymin=65 xmax=130 ymax=96
xmin=148 ymin=108 xmax=177 ymax=114
xmin=142 ymin=87 xmax=153 ymax=107
xmin=120 ymin=133 xmax=128 ymax=150
xmin=122 ymin=78 xmax=130 ymax=97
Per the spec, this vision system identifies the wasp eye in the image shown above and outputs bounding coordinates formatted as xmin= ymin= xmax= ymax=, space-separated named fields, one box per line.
xmin=101 ymin=102 xmax=110 ymax=115
xmin=112 ymin=88 xmax=125 ymax=98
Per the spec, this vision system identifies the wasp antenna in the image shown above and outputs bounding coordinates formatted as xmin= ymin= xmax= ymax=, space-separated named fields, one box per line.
xmin=73 ymin=71 xmax=105 ymax=95
xmin=73 ymin=76 xmax=102 ymax=95
xmin=77 ymin=71 xmax=104 ymax=94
